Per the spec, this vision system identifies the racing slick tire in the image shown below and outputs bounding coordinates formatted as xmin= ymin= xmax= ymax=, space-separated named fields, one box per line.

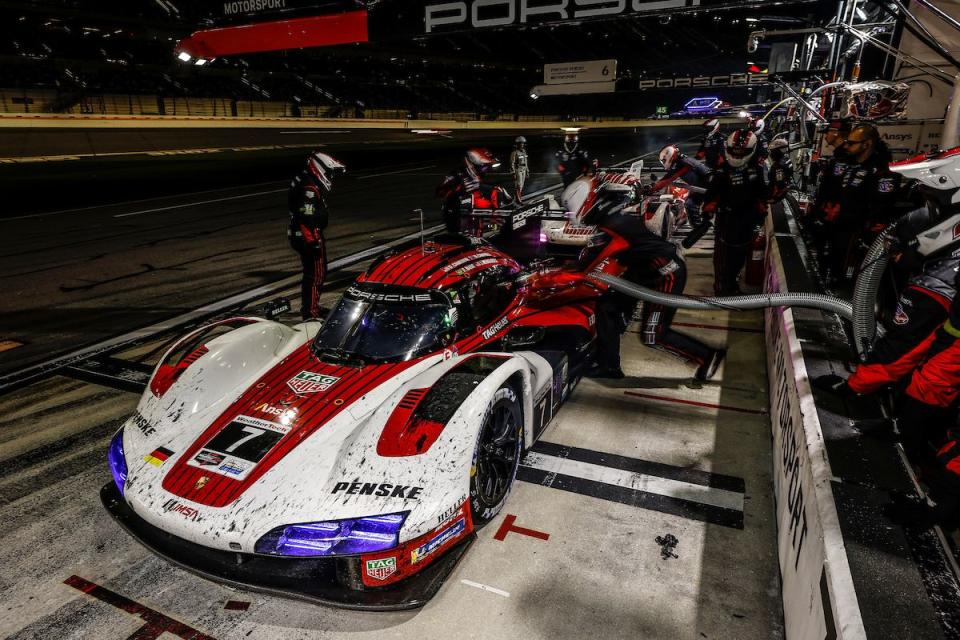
xmin=470 ymin=384 xmax=523 ymax=526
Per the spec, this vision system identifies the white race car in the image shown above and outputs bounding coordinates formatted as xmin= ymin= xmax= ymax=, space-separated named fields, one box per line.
xmin=103 ymin=236 xmax=600 ymax=609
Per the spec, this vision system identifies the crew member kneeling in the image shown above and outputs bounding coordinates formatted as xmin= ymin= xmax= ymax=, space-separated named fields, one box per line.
xmin=571 ymin=182 xmax=725 ymax=380
xmin=288 ymin=151 xmax=344 ymax=320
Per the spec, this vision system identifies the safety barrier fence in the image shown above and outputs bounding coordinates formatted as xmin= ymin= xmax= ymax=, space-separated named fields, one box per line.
xmin=764 ymin=203 xmax=960 ymax=639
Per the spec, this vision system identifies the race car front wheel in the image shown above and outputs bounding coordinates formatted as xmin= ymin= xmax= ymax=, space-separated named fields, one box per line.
xmin=470 ymin=384 xmax=523 ymax=526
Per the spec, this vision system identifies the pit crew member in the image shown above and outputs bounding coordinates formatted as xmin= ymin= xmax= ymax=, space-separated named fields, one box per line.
xmin=510 ymin=136 xmax=530 ymax=203
xmin=288 ymin=151 xmax=344 ymax=320
xmin=556 ymin=130 xmax=592 ymax=187
xmin=436 ymin=148 xmax=502 ymax=233
xmin=702 ymin=128 xmax=770 ymax=295
xmin=576 ymin=184 xmax=724 ymax=380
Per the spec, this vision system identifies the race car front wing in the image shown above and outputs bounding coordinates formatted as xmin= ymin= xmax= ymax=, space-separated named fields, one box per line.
xmin=101 ymin=483 xmax=474 ymax=610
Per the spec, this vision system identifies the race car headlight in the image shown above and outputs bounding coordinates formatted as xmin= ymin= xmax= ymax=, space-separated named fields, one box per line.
xmin=254 ymin=512 xmax=408 ymax=557
xmin=108 ymin=430 xmax=128 ymax=496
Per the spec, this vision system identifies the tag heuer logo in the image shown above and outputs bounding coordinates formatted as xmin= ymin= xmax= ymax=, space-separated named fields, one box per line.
xmin=287 ymin=371 xmax=341 ymax=395
xmin=365 ymin=557 xmax=397 ymax=581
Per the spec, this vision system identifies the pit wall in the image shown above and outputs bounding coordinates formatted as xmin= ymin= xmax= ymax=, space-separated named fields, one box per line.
xmin=764 ymin=217 xmax=867 ymax=640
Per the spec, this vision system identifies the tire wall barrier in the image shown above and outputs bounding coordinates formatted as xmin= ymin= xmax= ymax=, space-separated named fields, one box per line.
xmin=764 ymin=220 xmax=868 ymax=640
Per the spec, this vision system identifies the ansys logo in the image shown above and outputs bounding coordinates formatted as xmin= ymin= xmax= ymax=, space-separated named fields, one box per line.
xmin=287 ymin=371 xmax=341 ymax=395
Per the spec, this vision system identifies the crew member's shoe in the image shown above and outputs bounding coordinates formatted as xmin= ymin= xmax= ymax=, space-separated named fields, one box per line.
xmin=695 ymin=349 xmax=727 ymax=381
xmin=585 ymin=364 xmax=626 ymax=379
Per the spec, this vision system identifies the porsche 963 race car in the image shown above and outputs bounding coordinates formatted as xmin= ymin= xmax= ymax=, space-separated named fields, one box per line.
xmin=102 ymin=236 xmax=603 ymax=609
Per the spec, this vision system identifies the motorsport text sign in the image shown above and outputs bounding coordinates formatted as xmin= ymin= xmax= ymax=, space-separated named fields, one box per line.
xmin=544 ymin=59 xmax=616 ymax=85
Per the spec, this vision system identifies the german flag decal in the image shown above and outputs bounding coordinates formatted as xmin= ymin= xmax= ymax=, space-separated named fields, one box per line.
xmin=144 ymin=447 xmax=174 ymax=467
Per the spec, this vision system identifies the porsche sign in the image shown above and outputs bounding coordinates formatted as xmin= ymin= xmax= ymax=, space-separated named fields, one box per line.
xmin=425 ymin=0 xmax=701 ymax=33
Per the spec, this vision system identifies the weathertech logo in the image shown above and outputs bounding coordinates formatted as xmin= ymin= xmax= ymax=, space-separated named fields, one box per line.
xmin=365 ymin=557 xmax=397 ymax=581
xmin=287 ymin=371 xmax=340 ymax=395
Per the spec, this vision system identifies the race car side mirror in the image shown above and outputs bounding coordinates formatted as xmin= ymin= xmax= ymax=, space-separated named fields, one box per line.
xmin=502 ymin=326 xmax=545 ymax=349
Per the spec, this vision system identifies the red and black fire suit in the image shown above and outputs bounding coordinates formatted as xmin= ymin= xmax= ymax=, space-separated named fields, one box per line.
xmin=288 ymin=172 xmax=329 ymax=320
xmin=703 ymin=159 xmax=769 ymax=295
xmin=593 ymin=212 xmax=714 ymax=372
xmin=847 ymin=257 xmax=958 ymax=394
xmin=437 ymin=166 xmax=483 ymax=233
xmin=809 ymin=148 xmax=899 ymax=283
xmin=695 ymin=131 xmax=725 ymax=170
xmin=768 ymin=153 xmax=794 ymax=204
xmin=437 ymin=166 xmax=511 ymax=235
xmin=652 ymin=154 xmax=713 ymax=227
xmin=898 ymin=268 xmax=960 ymax=478
xmin=556 ymin=146 xmax=592 ymax=187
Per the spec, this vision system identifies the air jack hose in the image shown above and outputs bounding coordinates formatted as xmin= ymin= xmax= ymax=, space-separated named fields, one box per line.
xmin=851 ymin=225 xmax=895 ymax=360
xmin=594 ymin=273 xmax=855 ymax=321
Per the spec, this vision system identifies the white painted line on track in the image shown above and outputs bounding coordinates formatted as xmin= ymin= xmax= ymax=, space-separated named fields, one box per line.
xmin=357 ymin=165 xmax=435 ymax=179
xmin=521 ymin=451 xmax=744 ymax=512
xmin=113 ymin=188 xmax=287 ymax=218
xmin=460 ymin=580 xmax=510 ymax=598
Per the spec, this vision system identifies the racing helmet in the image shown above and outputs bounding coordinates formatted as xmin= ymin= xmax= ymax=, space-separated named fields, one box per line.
xmin=515 ymin=136 xmax=527 ymax=148
xmin=564 ymin=131 xmax=579 ymax=152
xmin=563 ymin=176 xmax=631 ymax=226
xmin=465 ymin=148 xmax=500 ymax=175
xmin=659 ymin=144 xmax=681 ymax=172
xmin=306 ymin=151 xmax=346 ymax=192
xmin=889 ymin=147 xmax=960 ymax=257
xmin=703 ymin=118 xmax=720 ymax=138
xmin=724 ymin=129 xmax=759 ymax=168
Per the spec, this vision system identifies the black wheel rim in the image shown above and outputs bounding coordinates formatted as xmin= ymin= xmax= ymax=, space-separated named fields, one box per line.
xmin=476 ymin=403 xmax=518 ymax=505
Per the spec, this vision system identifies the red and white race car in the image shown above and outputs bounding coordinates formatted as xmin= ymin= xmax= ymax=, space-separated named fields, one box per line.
xmin=103 ymin=236 xmax=605 ymax=609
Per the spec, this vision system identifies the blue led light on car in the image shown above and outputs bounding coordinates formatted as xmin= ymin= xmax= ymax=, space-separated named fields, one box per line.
xmin=255 ymin=512 xmax=407 ymax=557
xmin=108 ymin=430 xmax=128 ymax=496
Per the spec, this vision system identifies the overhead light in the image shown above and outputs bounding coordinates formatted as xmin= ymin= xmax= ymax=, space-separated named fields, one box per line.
xmin=177 ymin=51 xmax=191 ymax=62
xmin=194 ymin=58 xmax=207 ymax=66
xmin=529 ymin=90 xmax=539 ymax=100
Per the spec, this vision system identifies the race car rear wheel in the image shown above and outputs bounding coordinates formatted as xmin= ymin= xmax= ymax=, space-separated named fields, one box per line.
xmin=470 ymin=384 xmax=523 ymax=526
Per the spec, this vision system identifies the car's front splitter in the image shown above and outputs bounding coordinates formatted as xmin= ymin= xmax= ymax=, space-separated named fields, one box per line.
xmin=100 ymin=483 xmax=474 ymax=611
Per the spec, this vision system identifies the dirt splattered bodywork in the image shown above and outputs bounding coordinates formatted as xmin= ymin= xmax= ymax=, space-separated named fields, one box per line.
xmin=102 ymin=237 xmax=600 ymax=608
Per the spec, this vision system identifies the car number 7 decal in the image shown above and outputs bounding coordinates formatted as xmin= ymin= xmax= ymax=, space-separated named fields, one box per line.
xmin=224 ymin=426 xmax=265 ymax=453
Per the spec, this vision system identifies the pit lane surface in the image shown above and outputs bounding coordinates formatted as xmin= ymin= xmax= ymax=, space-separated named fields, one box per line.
xmin=0 ymin=129 xmax=780 ymax=638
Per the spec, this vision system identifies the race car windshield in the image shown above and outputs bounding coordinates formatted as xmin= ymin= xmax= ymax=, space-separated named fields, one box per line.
xmin=313 ymin=286 xmax=454 ymax=364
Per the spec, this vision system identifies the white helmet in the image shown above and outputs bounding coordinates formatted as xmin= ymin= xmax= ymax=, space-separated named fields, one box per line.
xmin=465 ymin=148 xmax=500 ymax=175
xmin=724 ymin=129 xmax=759 ymax=168
xmin=659 ymin=144 xmax=681 ymax=172
xmin=703 ymin=118 xmax=720 ymax=138
xmin=890 ymin=148 xmax=960 ymax=257
xmin=562 ymin=176 xmax=631 ymax=226
xmin=515 ymin=136 xmax=527 ymax=146
xmin=306 ymin=151 xmax=346 ymax=192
